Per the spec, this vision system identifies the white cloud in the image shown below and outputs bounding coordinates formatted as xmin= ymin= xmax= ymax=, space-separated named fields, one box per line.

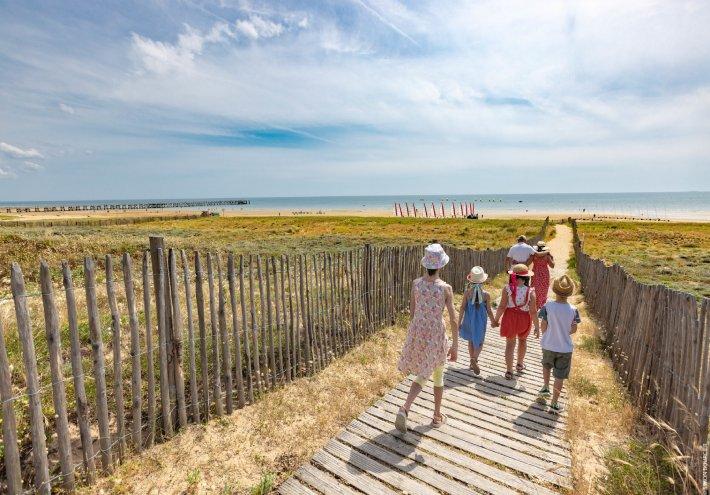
xmin=22 ymin=161 xmax=43 ymax=171
xmin=0 ymin=165 xmax=17 ymax=179
xmin=235 ymin=15 xmax=284 ymax=40
xmin=58 ymin=102 xmax=75 ymax=114
xmin=0 ymin=141 xmax=44 ymax=159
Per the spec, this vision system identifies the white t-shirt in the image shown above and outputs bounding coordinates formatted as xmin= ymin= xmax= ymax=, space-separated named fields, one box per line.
xmin=538 ymin=301 xmax=581 ymax=353
xmin=507 ymin=242 xmax=535 ymax=263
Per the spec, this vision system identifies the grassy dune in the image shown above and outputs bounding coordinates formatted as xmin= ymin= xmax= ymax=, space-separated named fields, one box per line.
xmin=0 ymin=216 xmax=544 ymax=287
xmin=576 ymin=221 xmax=710 ymax=298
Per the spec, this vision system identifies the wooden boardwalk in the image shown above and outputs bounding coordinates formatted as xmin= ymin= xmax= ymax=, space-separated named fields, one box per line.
xmin=279 ymin=332 xmax=571 ymax=495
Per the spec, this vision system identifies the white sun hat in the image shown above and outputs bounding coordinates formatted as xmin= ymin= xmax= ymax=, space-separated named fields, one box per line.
xmin=466 ymin=266 xmax=488 ymax=284
xmin=421 ymin=243 xmax=450 ymax=270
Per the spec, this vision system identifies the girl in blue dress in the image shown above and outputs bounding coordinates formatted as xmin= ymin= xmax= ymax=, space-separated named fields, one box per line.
xmin=458 ymin=266 xmax=497 ymax=375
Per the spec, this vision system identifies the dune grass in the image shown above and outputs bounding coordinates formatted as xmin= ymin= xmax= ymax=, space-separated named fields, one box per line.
xmin=576 ymin=221 xmax=710 ymax=298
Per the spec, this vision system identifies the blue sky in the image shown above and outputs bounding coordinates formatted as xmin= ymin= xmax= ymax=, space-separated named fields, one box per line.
xmin=0 ymin=0 xmax=709 ymax=200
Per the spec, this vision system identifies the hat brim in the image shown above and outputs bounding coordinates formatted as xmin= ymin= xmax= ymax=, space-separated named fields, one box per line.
xmin=466 ymin=273 xmax=488 ymax=283
xmin=508 ymin=269 xmax=534 ymax=277
xmin=421 ymin=253 xmax=450 ymax=270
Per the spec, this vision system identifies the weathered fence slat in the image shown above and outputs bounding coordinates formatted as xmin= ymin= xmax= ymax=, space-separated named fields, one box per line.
xmin=216 ymin=253 xmax=234 ymax=414
xmin=194 ymin=252 xmax=211 ymax=420
xmin=228 ymin=253 xmax=246 ymax=408
xmin=106 ymin=255 xmax=127 ymax=461
xmin=122 ymin=254 xmax=143 ymax=452
xmin=168 ymin=249 xmax=189 ymax=428
xmin=181 ymin=250 xmax=201 ymax=422
xmin=39 ymin=261 xmax=75 ymax=491
xmin=249 ymin=255 xmax=262 ymax=392
xmin=206 ymin=253 xmax=224 ymax=416
xmin=239 ymin=254 xmax=255 ymax=402
xmin=142 ymin=252 xmax=157 ymax=446
xmin=84 ymin=257 xmax=114 ymax=473
xmin=155 ymin=248 xmax=174 ymax=438
xmin=0 ymin=315 xmax=23 ymax=494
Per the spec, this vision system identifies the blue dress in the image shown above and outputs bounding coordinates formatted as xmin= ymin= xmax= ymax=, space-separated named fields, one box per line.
xmin=459 ymin=296 xmax=488 ymax=349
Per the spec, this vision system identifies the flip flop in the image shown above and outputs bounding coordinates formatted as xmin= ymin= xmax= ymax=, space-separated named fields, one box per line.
xmin=515 ymin=363 xmax=526 ymax=374
xmin=395 ymin=409 xmax=408 ymax=433
xmin=505 ymin=371 xmax=514 ymax=380
xmin=470 ymin=360 xmax=480 ymax=376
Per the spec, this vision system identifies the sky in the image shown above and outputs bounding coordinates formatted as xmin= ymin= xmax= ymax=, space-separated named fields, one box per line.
xmin=0 ymin=0 xmax=709 ymax=200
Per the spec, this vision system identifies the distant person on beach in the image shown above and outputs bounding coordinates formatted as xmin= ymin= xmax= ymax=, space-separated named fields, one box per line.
xmin=457 ymin=266 xmax=497 ymax=375
xmin=493 ymin=264 xmax=539 ymax=380
xmin=532 ymin=241 xmax=555 ymax=307
xmin=396 ymin=243 xmax=458 ymax=432
xmin=537 ymin=275 xmax=579 ymax=414
xmin=506 ymin=235 xmax=535 ymax=269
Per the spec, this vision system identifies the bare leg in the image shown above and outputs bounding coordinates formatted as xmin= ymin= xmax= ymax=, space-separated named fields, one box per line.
xmin=401 ymin=381 xmax=422 ymax=413
xmin=551 ymin=378 xmax=564 ymax=404
xmin=542 ymin=366 xmax=551 ymax=389
xmin=516 ymin=338 xmax=527 ymax=368
xmin=467 ymin=341 xmax=475 ymax=368
xmin=433 ymin=385 xmax=443 ymax=419
xmin=471 ymin=343 xmax=483 ymax=362
xmin=505 ymin=338 xmax=516 ymax=374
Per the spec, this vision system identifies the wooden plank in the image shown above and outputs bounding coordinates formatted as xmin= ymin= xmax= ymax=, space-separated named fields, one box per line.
xmin=312 ymin=450 xmax=398 ymax=495
xmin=206 ymin=253 xmax=224 ymax=416
xmin=142 ymin=252 xmax=157 ymax=446
xmin=278 ymin=477 xmax=319 ymax=495
xmin=257 ymin=255 xmax=270 ymax=384
xmin=154 ymin=248 xmax=174 ymax=437
xmin=295 ymin=464 xmax=361 ymax=495
xmin=281 ymin=255 xmax=292 ymax=382
xmin=83 ymin=257 xmax=114 ymax=472
xmin=194 ymin=252 xmax=211 ymax=420
xmin=122 ymin=254 xmax=143 ymax=450
xmin=299 ymin=255 xmax=314 ymax=375
xmin=239 ymin=255 xmax=254 ymax=402
xmin=0 ymin=313 xmax=23 ymax=494
xmin=39 ymin=261 xmax=75 ymax=491
xmin=106 ymin=254 xmax=127 ymax=460
xmin=346 ymin=419 xmax=516 ymax=495
xmin=266 ymin=255 xmax=277 ymax=386
xmin=337 ymin=428 xmax=483 ymax=495
xmin=228 ymin=253 xmax=246 ymax=408
xmin=357 ymin=411 xmax=558 ymax=495
xmin=216 ymin=253 xmax=233 ymax=413
xmin=181 ymin=250 xmax=201 ymax=421
xmin=168 ymin=249 xmax=189 ymax=427
xmin=273 ymin=256 xmax=284 ymax=382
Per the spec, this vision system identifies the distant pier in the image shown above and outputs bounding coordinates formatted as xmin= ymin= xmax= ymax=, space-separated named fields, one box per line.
xmin=4 ymin=199 xmax=250 ymax=213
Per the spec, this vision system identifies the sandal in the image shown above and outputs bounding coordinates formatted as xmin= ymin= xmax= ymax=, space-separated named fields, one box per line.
xmin=469 ymin=359 xmax=480 ymax=376
xmin=395 ymin=409 xmax=408 ymax=433
xmin=536 ymin=386 xmax=550 ymax=405
xmin=515 ymin=363 xmax=526 ymax=374
xmin=549 ymin=402 xmax=564 ymax=414
xmin=505 ymin=371 xmax=514 ymax=380
xmin=432 ymin=413 xmax=447 ymax=428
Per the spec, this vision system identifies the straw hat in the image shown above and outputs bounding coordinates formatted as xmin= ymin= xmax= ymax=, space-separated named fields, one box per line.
xmin=508 ymin=263 xmax=533 ymax=277
xmin=466 ymin=266 xmax=488 ymax=283
xmin=421 ymin=243 xmax=450 ymax=270
xmin=552 ymin=275 xmax=575 ymax=297
xmin=536 ymin=241 xmax=550 ymax=253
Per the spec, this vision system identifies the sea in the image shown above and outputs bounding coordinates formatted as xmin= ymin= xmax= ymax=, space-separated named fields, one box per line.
xmin=2 ymin=191 xmax=709 ymax=220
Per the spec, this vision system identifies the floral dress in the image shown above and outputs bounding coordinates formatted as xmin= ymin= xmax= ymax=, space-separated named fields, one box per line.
xmin=532 ymin=254 xmax=551 ymax=306
xmin=398 ymin=277 xmax=450 ymax=378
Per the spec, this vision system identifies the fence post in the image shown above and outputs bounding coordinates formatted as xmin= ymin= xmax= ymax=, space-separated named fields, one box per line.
xmin=106 ymin=255 xmax=127 ymax=461
xmin=194 ymin=252 xmax=211 ymax=420
xmin=39 ymin=261 xmax=75 ymax=491
xmin=154 ymin=248 xmax=174 ymax=437
xmin=83 ymin=257 xmax=114 ymax=473
xmin=168 ymin=249 xmax=188 ymax=428
xmin=0 ymin=316 xmax=23 ymax=494
xmin=142 ymin=252 xmax=157 ymax=446
xmin=122 ymin=254 xmax=143 ymax=451
xmin=181 ymin=250 xmax=201 ymax=422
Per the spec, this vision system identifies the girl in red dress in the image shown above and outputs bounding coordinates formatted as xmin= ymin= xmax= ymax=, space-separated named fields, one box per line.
xmin=532 ymin=241 xmax=555 ymax=307
xmin=494 ymin=264 xmax=540 ymax=380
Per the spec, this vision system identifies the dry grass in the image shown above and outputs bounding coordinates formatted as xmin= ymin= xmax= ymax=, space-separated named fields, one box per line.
xmin=565 ymin=291 xmax=637 ymax=494
xmin=82 ymin=323 xmax=408 ymax=495
xmin=577 ymin=221 xmax=710 ymax=298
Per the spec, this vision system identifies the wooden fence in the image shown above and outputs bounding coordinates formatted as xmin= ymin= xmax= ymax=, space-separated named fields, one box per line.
xmin=571 ymin=220 xmax=709 ymax=491
xmin=0 ymin=235 xmax=529 ymax=494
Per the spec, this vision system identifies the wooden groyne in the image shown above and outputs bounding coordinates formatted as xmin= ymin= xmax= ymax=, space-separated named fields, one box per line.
xmin=4 ymin=199 xmax=249 ymax=214
xmin=0 ymin=213 xmax=201 ymax=228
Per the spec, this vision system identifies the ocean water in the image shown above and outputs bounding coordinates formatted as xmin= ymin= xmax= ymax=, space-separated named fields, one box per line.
xmin=2 ymin=192 xmax=709 ymax=220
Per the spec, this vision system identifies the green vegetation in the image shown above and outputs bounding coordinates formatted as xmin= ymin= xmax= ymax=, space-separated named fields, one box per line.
xmin=250 ymin=472 xmax=275 ymax=495
xmin=577 ymin=221 xmax=710 ymax=298
xmin=600 ymin=439 xmax=684 ymax=494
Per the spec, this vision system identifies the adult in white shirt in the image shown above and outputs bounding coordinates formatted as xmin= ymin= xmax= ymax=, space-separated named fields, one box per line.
xmin=506 ymin=235 xmax=536 ymax=269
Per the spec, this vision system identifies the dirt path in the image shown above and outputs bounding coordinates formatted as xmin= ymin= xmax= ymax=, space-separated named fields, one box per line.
xmin=547 ymin=224 xmax=573 ymax=281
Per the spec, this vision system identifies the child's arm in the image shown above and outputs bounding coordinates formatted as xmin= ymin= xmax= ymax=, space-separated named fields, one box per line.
xmin=529 ymin=290 xmax=540 ymax=337
xmin=493 ymin=290 xmax=507 ymax=325
xmin=547 ymin=254 xmax=555 ymax=268
xmin=570 ymin=308 xmax=581 ymax=335
xmin=484 ymin=292 xmax=496 ymax=325
xmin=445 ymin=286 xmax=458 ymax=362
xmin=538 ymin=306 xmax=548 ymax=335
xmin=457 ymin=289 xmax=470 ymax=329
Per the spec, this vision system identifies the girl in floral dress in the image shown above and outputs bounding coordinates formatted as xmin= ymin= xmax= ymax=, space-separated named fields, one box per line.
xmin=493 ymin=264 xmax=539 ymax=380
xmin=396 ymin=243 xmax=458 ymax=432
xmin=532 ymin=241 xmax=555 ymax=307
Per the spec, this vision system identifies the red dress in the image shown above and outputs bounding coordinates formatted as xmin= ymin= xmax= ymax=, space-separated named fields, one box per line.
xmin=500 ymin=285 xmax=534 ymax=339
xmin=532 ymin=254 xmax=551 ymax=307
